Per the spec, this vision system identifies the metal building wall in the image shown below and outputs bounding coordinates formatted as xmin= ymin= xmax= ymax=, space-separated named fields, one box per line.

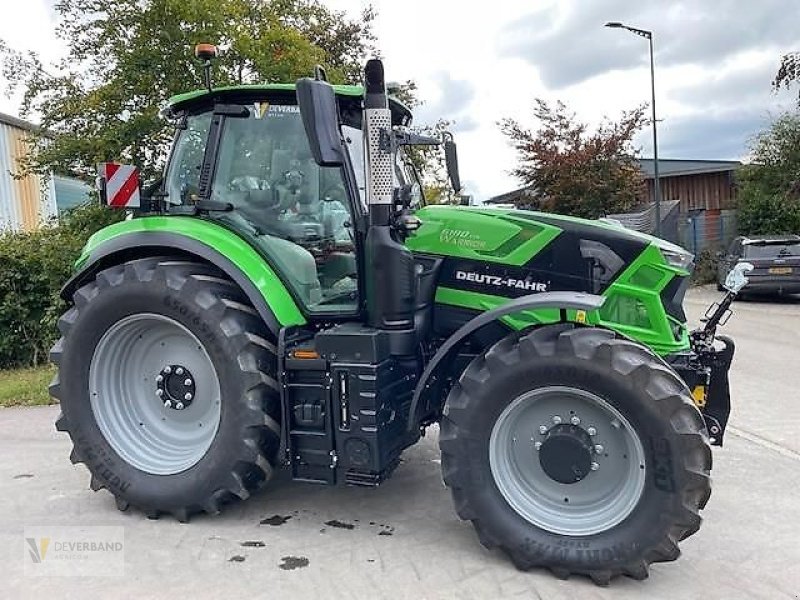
xmin=0 ymin=117 xmax=58 ymax=231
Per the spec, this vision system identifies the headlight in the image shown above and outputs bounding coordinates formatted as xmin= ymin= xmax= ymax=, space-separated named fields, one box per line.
xmin=658 ymin=244 xmax=694 ymax=270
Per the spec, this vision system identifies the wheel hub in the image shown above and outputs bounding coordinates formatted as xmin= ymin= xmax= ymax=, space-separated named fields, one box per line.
xmin=538 ymin=424 xmax=594 ymax=484
xmin=489 ymin=386 xmax=647 ymax=536
xmin=155 ymin=364 xmax=196 ymax=410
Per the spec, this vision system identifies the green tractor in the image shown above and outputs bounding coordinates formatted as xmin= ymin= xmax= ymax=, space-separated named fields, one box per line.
xmin=51 ymin=51 xmax=744 ymax=584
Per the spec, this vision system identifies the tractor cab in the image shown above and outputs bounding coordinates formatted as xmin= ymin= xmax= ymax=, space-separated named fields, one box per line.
xmin=158 ymin=85 xmax=414 ymax=316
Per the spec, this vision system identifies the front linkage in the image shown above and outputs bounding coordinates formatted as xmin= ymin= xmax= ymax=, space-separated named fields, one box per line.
xmin=667 ymin=263 xmax=752 ymax=445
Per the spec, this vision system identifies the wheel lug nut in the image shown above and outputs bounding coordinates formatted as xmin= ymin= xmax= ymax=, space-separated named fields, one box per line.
xmin=184 ymin=392 xmax=193 ymax=401
xmin=184 ymin=378 xmax=192 ymax=386
xmin=163 ymin=400 xmax=172 ymax=408
xmin=534 ymin=441 xmax=542 ymax=450
xmin=552 ymin=416 xmax=562 ymax=425
xmin=590 ymin=462 xmax=599 ymax=471
xmin=176 ymin=402 xmax=185 ymax=410
xmin=570 ymin=416 xmax=580 ymax=426
xmin=164 ymin=366 xmax=172 ymax=374
xmin=155 ymin=389 xmax=164 ymax=398
xmin=176 ymin=367 xmax=184 ymax=376
xmin=155 ymin=375 xmax=164 ymax=383
xmin=538 ymin=425 xmax=548 ymax=434
xmin=587 ymin=427 xmax=597 ymax=436
xmin=594 ymin=444 xmax=604 ymax=454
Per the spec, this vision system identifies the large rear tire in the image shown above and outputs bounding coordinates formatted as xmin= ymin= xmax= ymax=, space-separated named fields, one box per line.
xmin=439 ymin=324 xmax=711 ymax=585
xmin=50 ymin=257 xmax=281 ymax=521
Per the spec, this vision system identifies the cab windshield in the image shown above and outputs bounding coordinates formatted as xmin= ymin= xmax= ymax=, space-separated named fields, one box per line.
xmin=165 ymin=103 xmax=357 ymax=314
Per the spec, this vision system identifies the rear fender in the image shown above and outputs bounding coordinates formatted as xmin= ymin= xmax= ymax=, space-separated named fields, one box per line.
xmin=408 ymin=291 xmax=605 ymax=430
xmin=62 ymin=228 xmax=307 ymax=337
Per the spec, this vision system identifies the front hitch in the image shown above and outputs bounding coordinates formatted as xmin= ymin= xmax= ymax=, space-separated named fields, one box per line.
xmin=680 ymin=262 xmax=753 ymax=445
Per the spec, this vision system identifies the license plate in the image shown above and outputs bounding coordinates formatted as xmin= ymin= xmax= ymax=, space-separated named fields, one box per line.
xmin=769 ymin=267 xmax=792 ymax=275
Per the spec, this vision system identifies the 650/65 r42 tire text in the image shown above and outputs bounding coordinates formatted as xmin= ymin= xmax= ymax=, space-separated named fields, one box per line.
xmin=50 ymin=257 xmax=281 ymax=521
xmin=439 ymin=324 xmax=712 ymax=585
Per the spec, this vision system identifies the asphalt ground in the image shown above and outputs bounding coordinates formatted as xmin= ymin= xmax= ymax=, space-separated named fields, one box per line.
xmin=2 ymin=286 xmax=799 ymax=599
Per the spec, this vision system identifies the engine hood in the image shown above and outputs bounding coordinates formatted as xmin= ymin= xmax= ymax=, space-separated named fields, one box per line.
xmin=406 ymin=204 xmax=666 ymax=265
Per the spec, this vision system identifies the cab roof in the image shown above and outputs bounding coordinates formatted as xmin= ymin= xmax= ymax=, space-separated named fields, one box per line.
xmin=167 ymin=83 xmax=363 ymax=108
xmin=165 ymin=83 xmax=412 ymax=124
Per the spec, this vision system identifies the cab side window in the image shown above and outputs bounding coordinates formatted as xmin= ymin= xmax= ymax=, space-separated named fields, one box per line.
xmin=164 ymin=113 xmax=212 ymax=205
xmin=208 ymin=104 xmax=358 ymax=314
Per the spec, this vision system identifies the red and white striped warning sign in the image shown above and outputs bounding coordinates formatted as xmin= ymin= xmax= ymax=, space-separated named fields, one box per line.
xmin=99 ymin=163 xmax=140 ymax=208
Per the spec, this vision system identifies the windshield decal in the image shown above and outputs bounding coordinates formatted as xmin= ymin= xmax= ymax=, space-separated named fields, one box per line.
xmin=253 ymin=102 xmax=270 ymax=118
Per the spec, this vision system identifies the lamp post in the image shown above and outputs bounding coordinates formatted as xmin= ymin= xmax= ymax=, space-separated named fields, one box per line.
xmin=605 ymin=22 xmax=661 ymax=237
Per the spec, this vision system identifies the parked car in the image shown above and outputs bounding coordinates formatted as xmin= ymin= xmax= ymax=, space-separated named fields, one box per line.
xmin=717 ymin=234 xmax=800 ymax=295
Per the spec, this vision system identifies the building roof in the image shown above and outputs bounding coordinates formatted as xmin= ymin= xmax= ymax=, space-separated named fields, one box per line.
xmin=0 ymin=112 xmax=38 ymax=132
xmin=638 ymin=158 xmax=742 ymax=178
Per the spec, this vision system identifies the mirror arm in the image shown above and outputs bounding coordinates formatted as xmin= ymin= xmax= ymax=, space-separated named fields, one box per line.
xmin=393 ymin=130 xmax=441 ymax=148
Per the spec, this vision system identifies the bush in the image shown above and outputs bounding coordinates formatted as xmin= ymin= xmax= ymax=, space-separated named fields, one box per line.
xmin=735 ymin=113 xmax=800 ymax=236
xmin=737 ymin=184 xmax=800 ymax=236
xmin=0 ymin=203 xmax=123 ymax=368
xmin=691 ymin=249 xmax=720 ymax=286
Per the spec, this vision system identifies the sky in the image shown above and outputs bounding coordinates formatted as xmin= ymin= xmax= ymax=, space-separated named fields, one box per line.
xmin=1 ymin=0 xmax=798 ymax=201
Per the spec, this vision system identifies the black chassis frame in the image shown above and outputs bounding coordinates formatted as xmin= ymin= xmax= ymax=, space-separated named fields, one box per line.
xmin=666 ymin=336 xmax=734 ymax=446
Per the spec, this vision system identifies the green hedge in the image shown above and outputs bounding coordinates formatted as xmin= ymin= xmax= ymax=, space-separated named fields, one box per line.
xmin=0 ymin=203 xmax=123 ymax=369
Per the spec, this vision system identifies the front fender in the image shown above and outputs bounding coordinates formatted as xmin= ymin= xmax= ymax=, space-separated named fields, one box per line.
xmin=408 ymin=291 xmax=606 ymax=430
xmin=62 ymin=216 xmax=307 ymax=335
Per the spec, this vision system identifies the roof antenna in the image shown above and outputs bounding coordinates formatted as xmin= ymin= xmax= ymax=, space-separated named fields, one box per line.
xmin=194 ymin=43 xmax=218 ymax=93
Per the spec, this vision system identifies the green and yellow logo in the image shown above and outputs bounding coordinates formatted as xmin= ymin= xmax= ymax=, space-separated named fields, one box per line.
xmin=26 ymin=537 xmax=50 ymax=563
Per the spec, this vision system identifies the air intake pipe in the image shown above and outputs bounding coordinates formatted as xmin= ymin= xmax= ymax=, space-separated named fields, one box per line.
xmin=362 ymin=59 xmax=416 ymax=331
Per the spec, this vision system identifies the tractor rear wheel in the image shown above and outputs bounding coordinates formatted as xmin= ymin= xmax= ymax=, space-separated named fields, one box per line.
xmin=50 ymin=257 xmax=281 ymax=521
xmin=439 ymin=324 xmax=711 ymax=585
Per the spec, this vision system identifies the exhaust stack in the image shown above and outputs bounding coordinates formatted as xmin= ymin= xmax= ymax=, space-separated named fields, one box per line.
xmin=362 ymin=59 xmax=416 ymax=332
xmin=363 ymin=59 xmax=394 ymax=227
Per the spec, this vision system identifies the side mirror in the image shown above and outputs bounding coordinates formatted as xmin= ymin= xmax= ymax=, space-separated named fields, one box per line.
xmin=296 ymin=76 xmax=344 ymax=167
xmin=443 ymin=133 xmax=462 ymax=194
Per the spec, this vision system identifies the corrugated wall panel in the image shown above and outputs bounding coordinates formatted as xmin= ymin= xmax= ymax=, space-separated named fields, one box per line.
xmin=0 ymin=121 xmax=19 ymax=230
xmin=0 ymin=120 xmax=56 ymax=231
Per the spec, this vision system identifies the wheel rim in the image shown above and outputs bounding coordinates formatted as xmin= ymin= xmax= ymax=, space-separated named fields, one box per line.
xmin=489 ymin=386 xmax=646 ymax=536
xmin=89 ymin=314 xmax=222 ymax=475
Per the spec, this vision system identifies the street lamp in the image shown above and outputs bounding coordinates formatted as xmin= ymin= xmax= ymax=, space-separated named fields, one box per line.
xmin=605 ymin=21 xmax=662 ymax=237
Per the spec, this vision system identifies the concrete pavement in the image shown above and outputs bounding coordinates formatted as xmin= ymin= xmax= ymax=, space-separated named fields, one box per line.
xmin=1 ymin=287 xmax=799 ymax=599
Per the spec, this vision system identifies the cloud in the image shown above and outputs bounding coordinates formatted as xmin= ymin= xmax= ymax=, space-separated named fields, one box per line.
xmin=669 ymin=63 xmax=775 ymax=108
xmin=500 ymin=0 xmax=800 ymax=90
xmin=413 ymin=72 xmax=478 ymax=133
xmin=656 ymin=109 xmax=772 ymax=159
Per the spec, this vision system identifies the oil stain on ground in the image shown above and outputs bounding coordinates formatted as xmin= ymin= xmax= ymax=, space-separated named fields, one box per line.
xmin=324 ymin=519 xmax=355 ymax=530
xmin=260 ymin=514 xmax=292 ymax=526
xmin=279 ymin=556 xmax=309 ymax=570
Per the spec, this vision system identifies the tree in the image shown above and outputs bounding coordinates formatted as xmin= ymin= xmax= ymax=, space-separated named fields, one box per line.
xmin=1 ymin=0 xmax=375 ymax=181
xmin=773 ymin=51 xmax=800 ymax=103
xmin=736 ymin=112 xmax=800 ymax=235
xmin=391 ymin=80 xmax=456 ymax=204
xmin=499 ymin=99 xmax=647 ymax=219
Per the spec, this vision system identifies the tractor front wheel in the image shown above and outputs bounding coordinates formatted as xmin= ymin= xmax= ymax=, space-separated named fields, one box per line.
xmin=439 ymin=324 xmax=711 ymax=585
xmin=50 ymin=257 xmax=281 ymax=521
